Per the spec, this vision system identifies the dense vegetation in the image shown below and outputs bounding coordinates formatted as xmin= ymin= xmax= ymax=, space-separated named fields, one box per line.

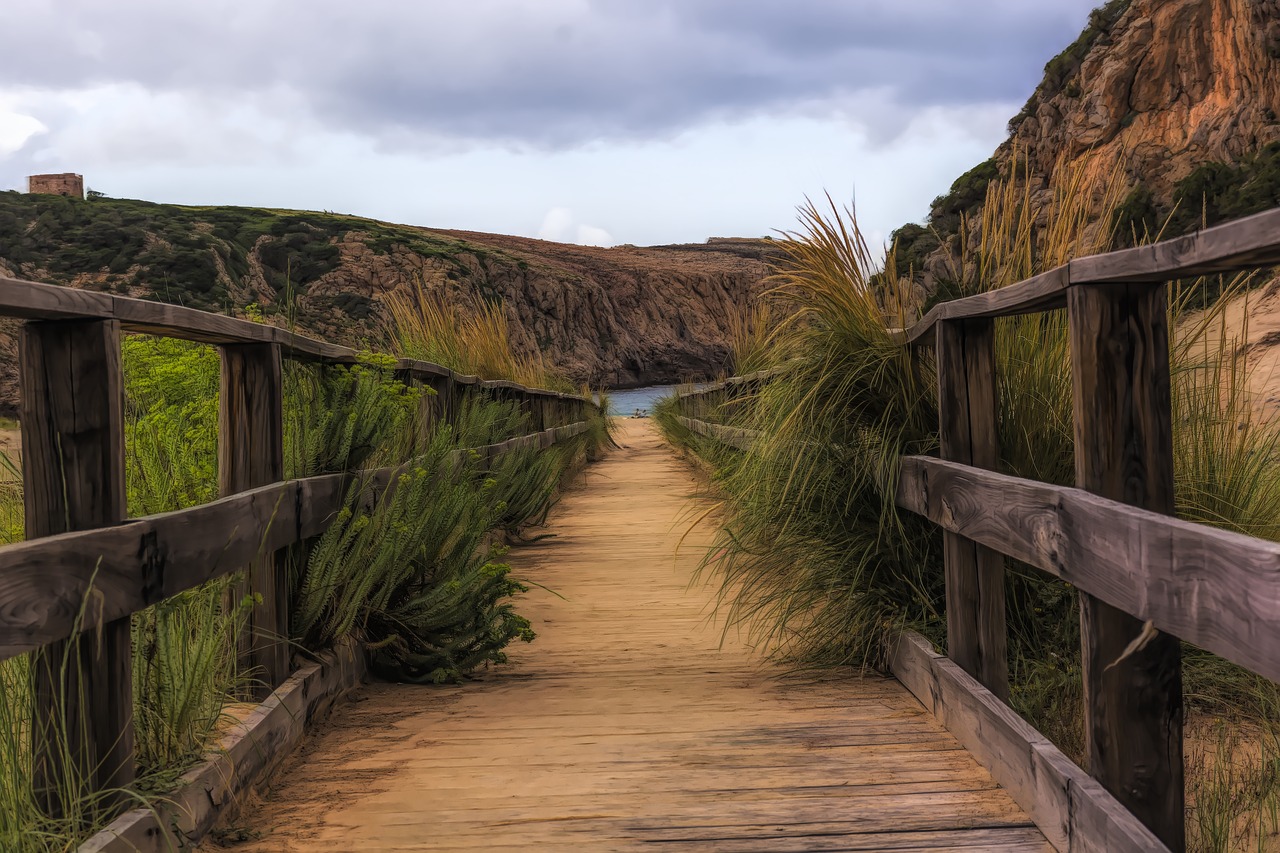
xmin=658 ymin=160 xmax=1280 ymax=850
xmin=1114 ymin=142 xmax=1280 ymax=245
xmin=889 ymin=0 xmax=1134 ymax=273
xmin=0 ymin=191 xmax=519 ymax=325
xmin=0 ymin=318 xmax=608 ymax=848
xmin=1006 ymin=0 xmax=1133 ymax=133
xmin=890 ymin=158 xmax=998 ymax=275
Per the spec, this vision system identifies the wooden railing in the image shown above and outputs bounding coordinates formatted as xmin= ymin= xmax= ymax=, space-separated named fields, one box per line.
xmin=665 ymin=207 xmax=1280 ymax=853
xmin=0 ymin=275 xmax=597 ymax=817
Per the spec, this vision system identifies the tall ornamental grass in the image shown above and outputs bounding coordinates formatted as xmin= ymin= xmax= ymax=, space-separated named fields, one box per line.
xmin=386 ymin=282 xmax=574 ymax=392
xmin=658 ymin=155 xmax=1280 ymax=849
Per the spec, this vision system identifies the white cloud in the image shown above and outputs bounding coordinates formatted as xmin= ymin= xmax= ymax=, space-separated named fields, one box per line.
xmin=538 ymin=207 xmax=574 ymax=242
xmin=0 ymin=108 xmax=46 ymax=157
xmin=0 ymin=3 xmax=1097 ymax=247
xmin=576 ymin=224 xmax=614 ymax=247
xmin=536 ymin=207 xmax=614 ymax=247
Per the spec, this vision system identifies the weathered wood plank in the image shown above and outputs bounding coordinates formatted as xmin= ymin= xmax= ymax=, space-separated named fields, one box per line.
xmin=80 ymin=638 xmax=367 ymax=853
xmin=215 ymin=420 xmax=1048 ymax=852
xmin=674 ymin=416 xmax=760 ymax=450
xmin=115 ymin=299 xmax=276 ymax=346
xmin=1067 ymin=282 xmax=1183 ymax=850
xmin=1069 ymin=206 xmax=1280 ymax=283
xmin=0 ymin=276 xmax=116 ymax=320
xmin=891 ymin=206 xmax=1280 ymax=344
xmin=896 ymin=452 xmax=1280 ymax=694
xmin=0 ymin=481 xmax=303 ymax=660
xmin=891 ymin=631 xmax=1167 ymax=852
xmin=219 ymin=343 xmax=288 ymax=697
xmin=0 ymin=277 xmax=595 ymax=406
xmin=394 ymin=358 xmax=453 ymax=381
xmin=935 ymin=318 xmax=1007 ymax=700
xmin=672 ymin=367 xmax=786 ymax=401
xmin=893 ymin=267 xmax=1070 ymax=346
xmin=20 ymin=318 xmax=134 ymax=814
xmin=0 ymin=421 xmax=593 ymax=661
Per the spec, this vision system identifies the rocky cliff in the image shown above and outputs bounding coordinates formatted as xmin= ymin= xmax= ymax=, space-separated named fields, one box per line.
xmin=1012 ymin=0 xmax=1280 ymax=196
xmin=0 ymin=192 xmax=775 ymax=413
xmin=895 ymin=0 xmax=1280 ymax=275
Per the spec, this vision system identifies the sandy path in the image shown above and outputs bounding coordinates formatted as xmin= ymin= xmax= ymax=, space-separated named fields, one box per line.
xmin=219 ymin=419 xmax=1046 ymax=851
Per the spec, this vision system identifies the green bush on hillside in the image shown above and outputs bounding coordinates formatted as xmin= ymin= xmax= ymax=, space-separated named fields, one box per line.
xmin=1111 ymin=143 xmax=1280 ymax=279
xmin=1007 ymin=0 xmax=1133 ymax=133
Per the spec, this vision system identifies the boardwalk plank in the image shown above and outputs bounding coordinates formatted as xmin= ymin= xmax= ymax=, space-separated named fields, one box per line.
xmin=218 ymin=421 xmax=1047 ymax=851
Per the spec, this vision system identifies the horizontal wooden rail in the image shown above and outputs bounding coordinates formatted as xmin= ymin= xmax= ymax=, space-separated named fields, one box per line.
xmin=673 ymin=416 xmax=760 ymax=450
xmin=0 ymin=422 xmax=591 ymax=663
xmin=669 ymin=206 xmax=1280 ymax=850
xmin=0 ymin=276 xmax=592 ymax=404
xmin=889 ymin=268 xmax=1069 ymax=345
xmin=892 ymin=207 xmax=1280 ymax=345
xmin=671 ymin=366 xmax=785 ymax=401
xmin=895 ymin=455 xmax=1280 ymax=687
xmin=891 ymin=631 xmax=1167 ymax=852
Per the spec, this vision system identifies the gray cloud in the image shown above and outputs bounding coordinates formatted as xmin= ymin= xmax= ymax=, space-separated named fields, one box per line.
xmin=1 ymin=0 xmax=1102 ymax=149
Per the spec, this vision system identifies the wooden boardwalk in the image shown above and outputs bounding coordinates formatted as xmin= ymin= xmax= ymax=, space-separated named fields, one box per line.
xmin=224 ymin=420 xmax=1047 ymax=852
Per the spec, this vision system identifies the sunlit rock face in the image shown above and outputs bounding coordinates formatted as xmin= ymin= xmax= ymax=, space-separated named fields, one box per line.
xmin=1011 ymin=0 xmax=1280 ymax=196
xmin=900 ymin=0 xmax=1280 ymax=287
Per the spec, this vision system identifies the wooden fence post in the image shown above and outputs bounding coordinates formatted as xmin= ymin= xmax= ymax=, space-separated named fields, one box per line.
xmin=935 ymin=318 xmax=1008 ymax=700
xmin=219 ymin=343 xmax=286 ymax=699
xmin=20 ymin=318 xmax=133 ymax=816
xmin=422 ymin=375 xmax=448 ymax=430
xmin=452 ymin=379 xmax=467 ymax=428
xmin=1068 ymin=282 xmax=1184 ymax=851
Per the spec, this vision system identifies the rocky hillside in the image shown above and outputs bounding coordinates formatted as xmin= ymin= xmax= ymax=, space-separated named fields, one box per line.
xmin=0 ymin=192 xmax=775 ymax=411
xmin=895 ymin=0 xmax=1280 ymax=278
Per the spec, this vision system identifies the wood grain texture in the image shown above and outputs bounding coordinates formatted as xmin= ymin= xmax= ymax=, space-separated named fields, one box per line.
xmin=220 ymin=420 xmax=1047 ymax=852
xmin=0 ymin=276 xmax=116 ymax=319
xmin=19 ymin=318 xmax=134 ymax=812
xmin=891 ymin=631 xmax=1168 ymax=853
xmin=674 ymin=415 xmax=761 ymax=450
xmin=894 ymin=267 xmax=1070 ymax=346
xmin=935 ymin=318 xmax=1007 ymax=700
xmin=1067 ymin=283 xmax=1183 ymax=850
xmin=891 ymin=206 xmax=1280 ymax=344
xmin=0 ymin=276 xmax=596 ymax=406
xmin=219 ymin=343 xmax=288 ymax=697
xmin=0 ymin=424 xmax=591 ymax=661
xmin=896 ymin=456 xmax=1280 ymax=687
xmin=0 ymin=480 xmax=303 ymax=659
xmin=1069 ymin=207 xmax=1280 ymax=284
xmin=81 ymin=639 xmax=368 ymax=853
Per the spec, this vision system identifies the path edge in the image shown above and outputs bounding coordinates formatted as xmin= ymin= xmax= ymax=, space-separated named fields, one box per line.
xmin=78 ymin=638 xmax=367 ymax=853
xmin=890 ymin=630 xmax=1169 ymax=853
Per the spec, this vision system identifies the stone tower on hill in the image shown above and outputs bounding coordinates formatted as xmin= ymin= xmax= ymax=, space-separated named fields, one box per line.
xmin=27 ymin=173 xmax=84 ymax=198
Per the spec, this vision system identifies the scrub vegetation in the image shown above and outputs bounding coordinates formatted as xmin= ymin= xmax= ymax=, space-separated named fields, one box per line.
xmin=0 ymin=190 xmax=517 ymax=320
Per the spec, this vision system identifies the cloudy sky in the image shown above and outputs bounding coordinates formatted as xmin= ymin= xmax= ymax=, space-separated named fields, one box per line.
xmin=0 ymin=1 xmax=1101 ymax=248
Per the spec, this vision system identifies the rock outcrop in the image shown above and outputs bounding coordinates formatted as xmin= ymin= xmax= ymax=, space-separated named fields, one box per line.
xmin=896 ymin=0 xmax=1280 ymax=277
xmin=300 ymin=230 xmax=775 ymax=388
xmin=1010 ymin=0 xmax=1280 ymax=198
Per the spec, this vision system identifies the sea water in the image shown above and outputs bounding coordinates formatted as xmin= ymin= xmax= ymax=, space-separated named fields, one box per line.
xmin=604 ymin=385 xmax=681 ymax=417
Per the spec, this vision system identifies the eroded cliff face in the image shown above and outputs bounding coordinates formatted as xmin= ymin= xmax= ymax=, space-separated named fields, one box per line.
xmin=298 ymin=230 xmax=774 ymax=387
xmin=899 ymin=0 xmax=1280 ymax=283
xmin=0 ymin=193 xmax=776 ymax=414
xmin=1010 ymin=0 xmax=1280 ymax=196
